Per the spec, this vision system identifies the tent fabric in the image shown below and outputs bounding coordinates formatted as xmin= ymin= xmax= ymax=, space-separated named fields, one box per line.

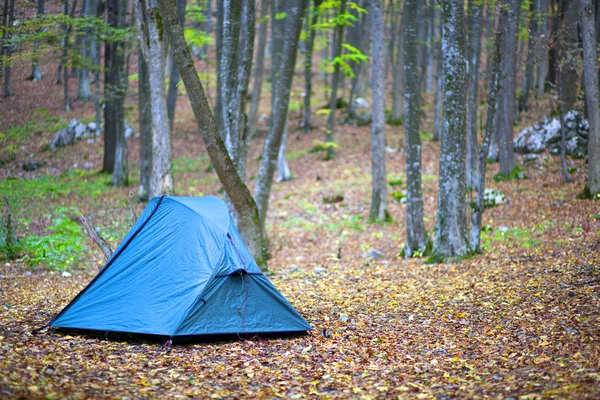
xmin=50 ymin=196 xmax=311 ymax=337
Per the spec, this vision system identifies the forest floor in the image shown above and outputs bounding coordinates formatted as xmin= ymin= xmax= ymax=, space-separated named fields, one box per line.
xmin=1 ymin=54 xmax=600 ymax=398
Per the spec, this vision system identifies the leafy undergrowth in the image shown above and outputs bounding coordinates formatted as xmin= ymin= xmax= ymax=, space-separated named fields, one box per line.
xmin=1 ymin=60 xmax=600 ymax=398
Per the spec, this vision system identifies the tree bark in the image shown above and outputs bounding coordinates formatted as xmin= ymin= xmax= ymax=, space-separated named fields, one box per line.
xmin=536 ymin=0 xmax=548 ymax=97
xmin=157 ymin=0 xmax=268 ymax=269
xmin=369 ymin=0 xmax=388 ymax=222
xmin=403 ymin=0 xmax=428 ymax=256
xmin=166 ymin=0 xmax=187 ymax=133
xmin=432 ymin=2 xmax=442 ymax=141
xmin=29 ymin=0 xmax=45 ymax=82
xmin=137 ymin=0 xmax=174 ymax=197
xmin=254 ymin=0 xmax=308 ymax=226
xmin=496 ymin=0 xmax=519 ymax=176
xmin=390 ymin=8 xmax=405 ymax=125
xmin=325 ymin=0 xmax=347 ymax=159
xmin=559 ymin=0 xmax=578 ymax=112
xmin=580 ymin=0 xmax=600 ymax=197
xmin=471 ymin=3 xmax=502 ymax=252
xmin=301 ymin=0 xmax=321 ymax=131
xmin=519 ymin=0 xmax=536 ymax=112
xmin=138 ymin=51 xmax=153 ymax=201
xmin=3 ymin=0 xmax=15 ymax=97
xmin=248 ymin=0 xmax=269 ymax=136
xmin=466 ymin=0 xmax=483 ymax=188
xmin=433 ymin=0 xmax=468 ymax=259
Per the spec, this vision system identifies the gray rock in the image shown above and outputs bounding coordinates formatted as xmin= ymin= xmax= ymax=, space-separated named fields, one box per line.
xmin=50 ymin=126 xmax=76 ymax=149
xmin=363 ymin=249 xmax=383 ymax=259
xmin=313 ymin=267 xmax=326 ymax=274
xmin=357 ymin=112 xmax=372 ymax=127
xmin=352 ymin=97 xmax=369 ymax=109
xmin=524 ymin=154 xmax=539 ymax=162
xmin=513 ymin=111 xmax=589 ymax=155
xmin=74 ymin=123 xmax=87 ymax=139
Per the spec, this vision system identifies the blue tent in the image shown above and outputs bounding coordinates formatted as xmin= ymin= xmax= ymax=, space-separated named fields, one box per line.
xmin=48 ymin=196 xmax=312 ymax=337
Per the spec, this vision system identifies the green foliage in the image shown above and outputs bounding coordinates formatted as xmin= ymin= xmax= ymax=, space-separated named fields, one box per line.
xmin=21 ymin=207 xmax=87 ymax=270
xmin=186 ymin=5 xmax=206 ymax=25
xmin=493 ymin=166 xmax=526 ymax=182
xmin=388 ymin=177 xmax=403 ymax=187
xmin=184 ymin=27 xmax=213 ymax=49
xmin=308 ymin=140 xmax=339 ymax=154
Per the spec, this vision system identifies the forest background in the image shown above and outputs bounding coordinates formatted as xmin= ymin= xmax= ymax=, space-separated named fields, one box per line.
xmin=1 ymin=0 xmax=600 ymax=397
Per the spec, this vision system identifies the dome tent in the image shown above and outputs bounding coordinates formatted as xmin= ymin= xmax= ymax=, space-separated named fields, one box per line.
xmin=44 ymin=196 xmax=311 ymax=338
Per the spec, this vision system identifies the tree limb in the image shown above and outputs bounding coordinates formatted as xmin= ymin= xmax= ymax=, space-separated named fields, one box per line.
xmin=72 ymin=214 xmax=113 ymax=264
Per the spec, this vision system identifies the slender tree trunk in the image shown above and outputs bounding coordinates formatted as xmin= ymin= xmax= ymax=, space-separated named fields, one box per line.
xmin=248 ymin=0 xmax=269 ymax=136
xmin=78 ymin=0 xmax=98 ymax=100
xmin=433 ymin=2 xmax=442 ymax=141
xmin=580 ymin=0 xmax=600 ymax=197
xmin=519 ymin=0 xmax=536 ymax=111
xmin=302 ymin=0 xmax=321 ymax=131
xmin=61 ymin=0 xmax=78 ymax=109
xmin=403 ymin=0 xmax=428 ymax=256
xmin=112 ymin=0 xmax=129 ymax=186
xmin=559 ymin=0 xmax=578 ymax=112
xmin=536 ymin=0 xmax=548 ymax=96
xmin=0 ymin=0 xmax=9 ymax=85
xmin=166 ymin=0 xmax=187 ymax=133
xmin=325 ymin=0 xmax=347 ymax=160
xmin=202 ymin=0 xmax=212 ymax=56
xmin=555 ymin=11 xmax=572 ymax=184
xmin=433 ymin=0 xmax=468 ymax=260
xmin=390 ymin=27 xmax=405 ymax=124
xmin=466 ymin=0 xmax=483 ymax=188
xmin=547 ymin=0 xmax=559 ymax=85
xmin=369 ymin=0 xmax=388 ymax=222
xmin=3 ymin=0 xmax=15 ymax=97
xmin=254 ymin=0 xmax=308 ymax=226
xmin=138 ymin=51 xmax=153 ymax=200
xmin=157 ymin=0 xmax=268 ymax=268
xmin=471 ymin=3 xmax=502 ymax=252
xmin=29 ymin=0 xmax=45 ymax=81
xmin=496 ymin=0 xmax=519 ymax=176
xmin=137 ymin=0 xmax=174 ymax=197
xmin=348 ymin=4 xmax=370 ymax=116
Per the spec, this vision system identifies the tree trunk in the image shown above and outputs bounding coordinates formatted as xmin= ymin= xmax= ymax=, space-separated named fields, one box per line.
xmin=248 ymin=0 xmax=269 ymax=136
xmin=471 ymin=1 xmax=501 ymax=252
xmin=29 ymin=0 xmax=45 ymax=82
xmin=433 ymin=0 xmax=468 ymax=260
xmin=519 ymin=0 xmax=536 ymax=112
xmin=466 ymin=0 xmax=483 ymax=188
xmin=325 ymin=0 xmax=347 ymax=160
xmin=137 ymin=0 xmax=174 ymax=197
xmin=110 ymin=0 xmax=128 ymax=186
xmin=547 ymin=0 xmax=559 ymax=85
xmin=580 ymin=0 xmax=600 ymax=197
xmin=536 ymin=0 xmax=548 ymax=97
xmin=157 ymin=0 xmax=268 ymax=268
xmin=166 ymin=0 xmax=187 ymax=133
xmin=403 ymin=0 xmax=428 ymax=256
xmin=559 ymin=0 xmax=578 ymax=112
xmin=496 ymin=0 xmax=519 ymax=176
xmin=302 ymin=0 xmax=321 ymax=131
xmin=138 ymin=51 xmax=153 ymax=201
xmin=0 ymin=0 xmax=9 ymax=85
xmin=433 ymin=2 xmax=442 ymax=141
xmin=78 ymin=0 xmax=98 ymax=100
xmin=348 ymin=4 xmax=370 ymax=118
xmin=390 ymin=13 xmax=405 ymax=125
xmin=61 ymin=0 xmax=78 ymax=109
xmin=254 ymin=0 xmax=308 ymax=226
xmin=369 ymin=0 xmax=388 ymax=222
xmin=3 ymin=0 xmax=15 ymax=97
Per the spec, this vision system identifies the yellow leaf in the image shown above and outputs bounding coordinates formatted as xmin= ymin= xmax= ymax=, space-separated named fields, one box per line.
xmin=28 ymin=386 xmax=39 ymax=392
xmin=376 ymin=386 xmax=388 ymax=392
xmin=533 ymin=355 xmax=551 ymax=364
